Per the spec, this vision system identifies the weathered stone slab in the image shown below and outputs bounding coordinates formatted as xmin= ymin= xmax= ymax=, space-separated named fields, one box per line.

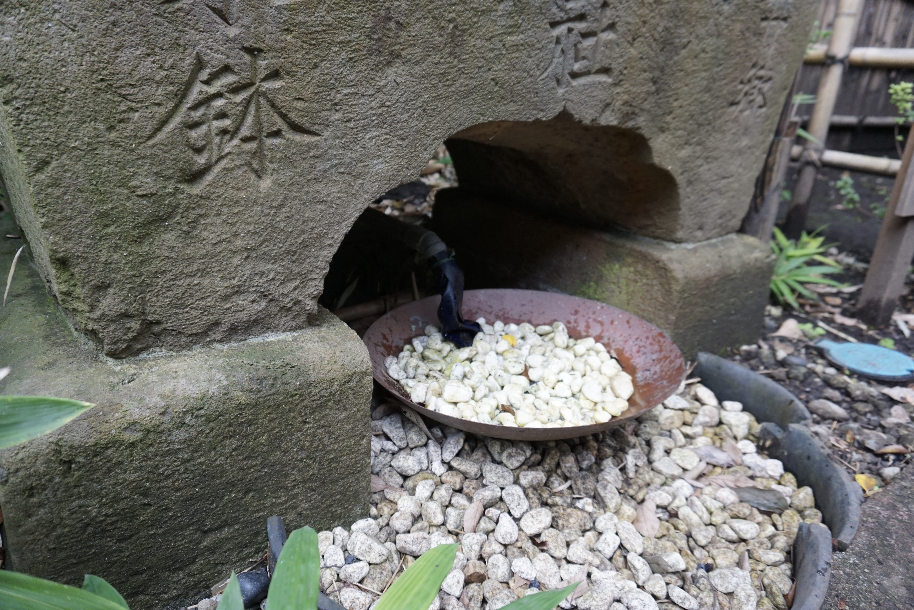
xmin=0 ymin=213 xmax=371 ymax=609
xmin=431 ymin=191 xmax=773 ymax=358
xmin=824 ymin=464 xmax=914 ymax=610
xmin=0 ymin=0 xmax=815 ymax=356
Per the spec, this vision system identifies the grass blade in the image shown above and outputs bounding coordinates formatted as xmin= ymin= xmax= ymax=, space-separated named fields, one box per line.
xmin=500 ymin=583 xmax=580 ymax=610
xmin=796 ymin=127 xmax=824 ymax=147
xmin=811 ymin=254 xmax=841 ymax=267
xmin=785 ymin=278 xmax=816 ymax=299
xmin=774 ymin=280 xmax=800 ymax=309
xmin=268 ymin=527 xmax=320 ymax=610
xmin=0 ymin=570 xmax=126 ymax=610
xmin=375 ymin=544 xmax=458 ymax=610
xmin=216 ymin=573 xmax=244 ymax=610
xmin=0 ymin=396 xmax=94 ymax=450
xmin=770 ymin=280 xmax=788 ymax=304
xmin=82 ymin=576 xmax=128 ymax=609
xmin=773 ymin=227 xmax=791 ymax=250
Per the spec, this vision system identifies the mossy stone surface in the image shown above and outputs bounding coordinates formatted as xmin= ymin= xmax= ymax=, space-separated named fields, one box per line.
xmin=0 ymin=214 xmax=372 ymax=609
xmin=0 ymin=0 xmax=815 ymax=356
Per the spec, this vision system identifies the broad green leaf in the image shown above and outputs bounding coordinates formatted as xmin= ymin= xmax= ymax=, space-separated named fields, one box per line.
xmin=268 ymin=527 xmax=320 ymax=610
xmin=0 ymin=570 xmax=126 ymax=610
xmin=0 ymin=396 xmax=94 ymax=450
xmin=216 ymin=573 xmax=244 ymax=610
xmin=501 ymin=583 xmax=580 ymax=610
xmin=375 ymin=544 xmax=458 ymax=610
xmin=82 ymin=576 xmax=128 ymax=609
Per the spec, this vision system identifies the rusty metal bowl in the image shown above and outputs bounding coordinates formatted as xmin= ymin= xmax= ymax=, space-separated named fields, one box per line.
xmin=363 ymin=289 xmax=685 ymax=440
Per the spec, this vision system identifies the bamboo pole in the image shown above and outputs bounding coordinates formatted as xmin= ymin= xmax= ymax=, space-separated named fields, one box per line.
xmin=793 ymin=114 xmax=911 ymax=128
xmin=806 ymin=44 xmax=914 ymax=68
xmin=784 ymin=0 xmax=862 ymax=238
xmin=858 ymin=123 xmax=914 ymax=325
xmin=789 ymin=145 xmax=901 ymax=175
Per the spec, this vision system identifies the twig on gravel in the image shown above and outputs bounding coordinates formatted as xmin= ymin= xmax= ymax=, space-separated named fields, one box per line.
xmin=241 ymin=553 xmax=267 ymax=573
xmin=382 ymin=557 xmax=404 ymax=594
xmin=816 ymin=320 xmax=859 ymax=343
xmin=352 ymin=582 xmax=384 ymax=596
xmin=835 ymin=455 xmax=858 ymax=472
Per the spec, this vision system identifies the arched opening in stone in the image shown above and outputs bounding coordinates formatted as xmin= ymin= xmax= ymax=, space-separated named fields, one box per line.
xmin=319 ymin=113 xmax=679 ymax=334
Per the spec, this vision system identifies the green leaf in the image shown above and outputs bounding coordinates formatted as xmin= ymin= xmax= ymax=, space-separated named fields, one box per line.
xmin=879 ymin=338 xmax=896 ymax=350
xmin=0 ymin=570 xmax=127 ymax=610
xmin=772 ymin=279 xmax=800 ymax=310
xmin=375 ymin=544 xmax=458 ymax=610
xmin=0 ymin=396 xmax=94 ymax=450
xmin=500 ymin=583 xmax=580 ymax=610
xmin=810 ymin=254 xmax=841 ymax=267
xmin=268 ymin=527 xmax=320 ymax=610
xmin=785 ymin=278 xmax=816 ymax=299
xmin=770 ymin=280 xmax=788 ymax=303
xmin=82 ymin=576 xmax=128 ymax=610
xmin=216 ymin=573 xmax=244 ymax=610
xmin=773 ymin=227 xmax=791 ymax=250
xmin=788 ymin=265 xmax=843 ymax=276
xmin=796 ymin=127 xmax=824 ymax=147
xmin=775 ymin=257 xmax=811 ymax=275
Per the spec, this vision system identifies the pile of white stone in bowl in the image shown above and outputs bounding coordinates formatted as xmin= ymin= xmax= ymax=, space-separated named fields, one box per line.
xmin=385 ymin=320 xmax=633 ymax=427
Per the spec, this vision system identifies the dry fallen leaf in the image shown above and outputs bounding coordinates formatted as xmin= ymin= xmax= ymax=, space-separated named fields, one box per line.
xmin=691 ymin=446 xmax=736 ymax=467
xmin=833 ymin=313 xmax=860 ymax=327
xmin=875 ymin=444 xmax=910 ymax=455
xmin=738 ymin=550 xmax=750 ymax=571
xmin=463 ymin=500 xmax=484 ymax=533
xmin=824 ymin=296 xmax=842 ymax=306
xmin=633 ymin=498 xmax=660 ymax=538
xmin=699 ymin=474 xmax=756 ymax=488
xmin=855 ymin=473 xmax=878 ymax=492
xmin=722 ymin=439 xmax=744 ymax=466
xmin=370 ymin=475 xmax=394 ymax=493
xmin=881 ymin=387 xmax=914 ymax=405
xmin=772 ymin=318 xmax=805 ymax=341
xmin=890 ymin=405 xmax=911 ymax=423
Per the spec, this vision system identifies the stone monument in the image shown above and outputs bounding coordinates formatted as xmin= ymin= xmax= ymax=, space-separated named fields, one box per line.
xmin=0 ymin=0 xmax=815 ymax=607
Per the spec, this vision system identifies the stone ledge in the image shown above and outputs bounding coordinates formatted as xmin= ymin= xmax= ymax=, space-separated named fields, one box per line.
xmin=430 ymin=190 xmax=774 ymax=358
xmin=0 ymin=213 xmax=372 ymax=609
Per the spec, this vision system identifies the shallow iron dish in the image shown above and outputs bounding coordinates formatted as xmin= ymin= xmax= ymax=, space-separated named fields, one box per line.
xmin=363 ymin=289 xmax=685 ymax=441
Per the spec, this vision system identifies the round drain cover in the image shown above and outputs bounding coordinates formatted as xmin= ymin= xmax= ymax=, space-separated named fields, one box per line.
xmin=817 ymin=339 xmax=914 ymax=382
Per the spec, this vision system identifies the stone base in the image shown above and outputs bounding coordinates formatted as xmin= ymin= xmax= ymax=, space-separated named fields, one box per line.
xmin=431 ymin=190 xmax=773 ymax=358
xmin=0 ymin=215 xmax=372 ymax=609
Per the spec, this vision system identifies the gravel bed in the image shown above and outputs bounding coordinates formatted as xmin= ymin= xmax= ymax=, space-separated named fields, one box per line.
xmin=729 ymin=306 xmax=914 ymax=491
xmin=195 ymin=381 xmax=820 ymax=610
